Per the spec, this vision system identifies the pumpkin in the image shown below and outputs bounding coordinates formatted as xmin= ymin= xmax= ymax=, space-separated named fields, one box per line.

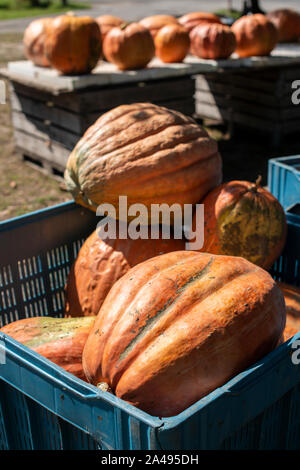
xmin=65 ymin=228 xmax=186 ymax=317
xmin=95 ymin=15 xmax=124 ymax=44
xmin=45 ymin=14 xmax=102 ymax=75
xmin=23 ymin=18 xmax=53 ymax=67
xmin=278 ymin=282 xmax=300 ymax=332
xmin=190 ymin=178 xmax=286 ymax=270
xmin=154 ymin=24 xmax=190 ymax=63
xmin=82 ymin=251 xmax=285 ymax=417
xmin=190 ymin=23 xmax=236 ymax=59
xmin=64 ymin=102 xmax=222 ymax=222
xmin=103 ymin=22 xmax=155 ymax=70
xmin=1 ymin=316 xmax=95 ymax=380
xmin=267 ymin=9 xmax=300 ymax=43
xmin=178 ymin=11 xmax=222 ymax=32
xmin=232 ymin=13 xmax=278 ymax=57
xmin=139 ymin=15 xmax=179 ymax=38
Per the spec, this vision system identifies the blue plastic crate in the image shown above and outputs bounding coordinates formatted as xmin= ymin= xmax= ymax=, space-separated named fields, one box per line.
xmin=268 ymin=155 xmax=300 ymax=211
xmin=1 ymin=201 xmax=300 ymax=450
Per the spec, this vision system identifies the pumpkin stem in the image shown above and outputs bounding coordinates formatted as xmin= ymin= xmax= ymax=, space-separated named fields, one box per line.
xmin=120 ymin=22 xmax=129 ymax=30
xmin=250 ymin=175 xmax=262 ymax=192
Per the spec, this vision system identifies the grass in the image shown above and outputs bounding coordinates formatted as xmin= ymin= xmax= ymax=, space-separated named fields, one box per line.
xmin=214 ymin=9 xmax=241 ymax=20
xmin=0 ymin=0 xmax=90 ymax=20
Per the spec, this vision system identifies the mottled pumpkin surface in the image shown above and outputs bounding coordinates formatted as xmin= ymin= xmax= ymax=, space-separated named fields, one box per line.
xmin=1 ymin=316 xmax=95 ymax=380
xmin=267 ymin=9 xmax=300 ymax=43
xmin=191 ymin=180 xmax=286 ymax=269
xmin=64 ymin=102 xmax=222 ymax=222
xmin=83 ymin=251 xmax=285 ymax=417
xmin=23 ymin=18 xmax=53 ymax=67
xmin=190 ymin=23 xmax=236 ymax=60
xmin=65 ymin=228 xmax=185 ymax=317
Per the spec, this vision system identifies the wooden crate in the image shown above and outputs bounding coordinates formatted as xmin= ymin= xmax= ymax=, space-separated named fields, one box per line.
xmin=9 ymin=76 xmax=195 ymax=178
xmin=194 ymin=65 xmax=300 ymax=146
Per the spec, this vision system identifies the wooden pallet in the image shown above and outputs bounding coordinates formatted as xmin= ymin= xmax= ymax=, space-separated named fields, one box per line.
xmin=194 ymin=65 xmax=300 ymax=146
xmin=9 ymin=76 xmax=195 ymax=177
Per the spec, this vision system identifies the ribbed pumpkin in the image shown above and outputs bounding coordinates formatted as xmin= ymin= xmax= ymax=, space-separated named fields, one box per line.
xmin=95 ymin=15 xmax=124 ymax=44
xmin=83 ymin=251 xmax=285 ymax=417
xmin=64 ymin=102 xmax=222 ymax=222
xmin=232 ymin=13 xmax=278 ymax=57
xmin=45 ymin=14 xmax=102 ymax=75
xmin=190 ymin=178 xmax=286 ymax=270
xmin=139 ymin=15 xmax=179 ymax=38
xmin=23 ymin=18 xmax=53 ymax=67
xmin=190 ymin=23 xmax=236 ymax=59
xmin=154 ymin=24 xmax=190 ymax=63
xmin=65 ymin=228 xmax=186 ymax=317
xmin=178 ymin=12 xmax=222 ymax=32
xmin=267 ymin=9 xmax=300 ymax=43
xmin=103 ymin=23 xmax=155 ymax=70
xmin=1 ymin=316 xmax=95 ymax=380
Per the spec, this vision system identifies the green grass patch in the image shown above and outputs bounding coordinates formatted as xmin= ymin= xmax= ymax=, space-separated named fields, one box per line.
xmin=0 ymin=0 xmax=90 ymax=20
xmin=214 ymin=9 xmax=241 ymax=20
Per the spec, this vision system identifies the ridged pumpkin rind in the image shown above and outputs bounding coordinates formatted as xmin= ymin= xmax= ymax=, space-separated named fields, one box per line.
xmin=190 ymin=23 xmax=236 ymax=59
xmin=178 ymin=12 xmax=222 ymax=32
xmin=83 ymin=251 xmax=285 ymax=417
xmin=45 ymin=15 xmax=102 ymax=75
xmin=65 ymin=229 xmax=186 ymax=317
xmin=232 ymin=14 xmax=278 ymax=58
xmin=139 ymin=15 xmax=179 ymax=38
xmin=64 ymin=102 xmax=222 ymax=220
xmin=1 ymin=316 xmax=95 ymax=380
xmin=191 ymin=180 xmax=286 ymax=269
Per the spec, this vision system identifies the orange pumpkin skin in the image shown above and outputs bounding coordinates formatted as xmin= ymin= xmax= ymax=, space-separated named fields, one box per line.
xmin=103 ymin=23 xmax=155 ymax=70
xmin=23 ymin=18 xmax=53 ymax=67
xmin=45 ymin=15 xmax=102 ymax=75
xmin=191 ymin=180 xmax=286 ymax=270
xmin=232 ymin=14 xmax=278 ymax=57
xmin=95 ymin=15 xmax=124 ymax=44
xmin=1 ymin=316 xmax=95 ymax=380
xmin=278 ymin=282 xmax=300 ymax=333
xmin=178 ymin=12 xmax=222 ymax=33
xmin=65 ymin=229 xmax=186 ymax=317
xmin=190 ymin=23 xmax=236 ymax=59
xmin=154 ymin=24 xmax=190 ymax=63
xmin=83 ymin=251 xmax=285 ymax=417
xmin=64 ymin=102 xmax=222 ymax=220
xmin=139 ymin=15 xmax=179 ymax=38
xmin=267 ymin=9 xmax=300 ymax=43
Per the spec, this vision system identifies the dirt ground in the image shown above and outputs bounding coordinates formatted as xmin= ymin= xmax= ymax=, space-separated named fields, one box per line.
xmin=0 ymin=33 xmax=70 ymax=221
xmin=0 ymin=33 xmax=300 ymax=222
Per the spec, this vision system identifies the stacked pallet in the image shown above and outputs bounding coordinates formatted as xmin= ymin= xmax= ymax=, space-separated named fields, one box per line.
xmin=195 ymin=65 xmax=300 ymax=146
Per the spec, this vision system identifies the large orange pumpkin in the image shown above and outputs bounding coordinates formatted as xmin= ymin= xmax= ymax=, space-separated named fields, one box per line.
xmin=154 ymin=24 xmax=190 ymax=63
xmin=45 ymin=14 xmax=102 ymax=75
xmin=82 ymin=251 xmax=285 ymax=417
xmin=1 ymin=316 xmax=95 ymax=380
xmin=190 ymin=23 xmax=236 ymax=59
xmin=190 ymin=179 xmax=286 ymax=269
xmin=178 ymin=12 xmax=222 ymax=32
xmin=65 ymin=228 xmax=186 ymax=317
xmin=139 ymin=15 xmax=179 ymax=38
xmin=232 ymin=13 xmax=278 ymax=57
xmin=64 ymin=102 xmax=222 ymax=222
xmin=103 ymin=22 xmax=155 ymax=70
xmin=23 ymin=18 xmax=53 ymax=67
xmin=267 ymin=9 xmax=300 ymax=43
